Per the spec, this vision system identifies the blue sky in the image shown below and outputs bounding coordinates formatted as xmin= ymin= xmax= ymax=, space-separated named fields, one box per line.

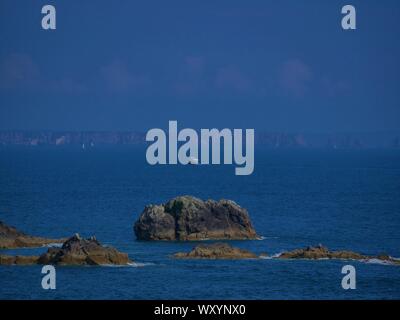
xmin=0 ymin=0 xmax=399 ymax=132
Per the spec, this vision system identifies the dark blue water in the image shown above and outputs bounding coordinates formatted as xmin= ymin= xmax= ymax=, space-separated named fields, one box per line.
xmin=0 ymin=147 xmax=399 ymax=299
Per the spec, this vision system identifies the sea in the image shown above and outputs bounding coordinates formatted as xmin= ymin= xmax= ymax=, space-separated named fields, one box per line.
xmin=0 ymin=146 xmax=399 ymax=299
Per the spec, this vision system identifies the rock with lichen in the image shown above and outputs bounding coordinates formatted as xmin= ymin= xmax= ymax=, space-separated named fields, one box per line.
xmin=134 ymin=196 xmax=258 ymax=241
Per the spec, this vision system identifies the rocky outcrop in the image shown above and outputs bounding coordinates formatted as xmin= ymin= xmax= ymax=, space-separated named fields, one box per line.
xmin=0 ymin=234 xmax=132 ymax=266
xmin=134 ymin=196 xmax=258 ymax=241
xmin=278 ymin=244 xmax=367 ymax=260
xmin=277 ymin=244 xmax=400 ymax=265
xmin=0 ymin=255 xmax=39 ymax=265
xmin=174 ymin=243 xmax=258 ymax=259
xmin=38 ymin=234 xmax=131 ymax=265
xmin=0 ymin=221 xmax=65 ymax=249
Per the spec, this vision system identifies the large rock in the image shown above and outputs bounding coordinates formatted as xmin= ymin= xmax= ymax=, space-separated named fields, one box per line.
xmin=174 ymin=243 xmax=258 ymax=259
xmin=0 ymin=221 xmax=65 ymax=249
xmin=134 ymin=196 xmax=258 ymax=241
xmin=38 ymin=234 xmax=132 ymax=266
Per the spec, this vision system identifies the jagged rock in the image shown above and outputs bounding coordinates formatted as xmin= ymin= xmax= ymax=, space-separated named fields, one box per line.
xmin=134 ymin=196 xmax=258 ymax=241
xmin=174 ymin=243 xmax=258 ymax=259
xmin=0 ymin=234 xmax=132 ymax=266
xmin=38 ymin=234 xmax=131 ymax=265
xmin=0 ymin=221 xmax=65 ymax=249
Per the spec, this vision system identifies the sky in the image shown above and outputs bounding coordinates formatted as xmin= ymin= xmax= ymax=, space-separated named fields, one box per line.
xmin=0 ymin=0 xmax=399 ymax=133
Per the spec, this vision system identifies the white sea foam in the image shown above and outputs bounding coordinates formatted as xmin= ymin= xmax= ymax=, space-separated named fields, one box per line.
xmin=271 ymin=252 xmax=284 ymax=258
xmin=259 ymin=252 xmax=284 ymax=259
xmin=364 ymin=258 xmax=399 ymax=266
xmin=101 ymin=262 xmax=155 ymax=268
xmin=128 ymin=262 xmax=155 ymax=267
xmin=42 ymin=243 xmax=63 ymax=248
xmin=258 ymin=254 xmax=400 ymax=266
xmin=256 ymin=236 xmax=278 ymax=240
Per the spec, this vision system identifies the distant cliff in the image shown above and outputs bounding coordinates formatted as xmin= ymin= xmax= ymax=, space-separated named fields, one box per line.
xmin=0 ymin=131 xmax=145 ymax=146
xmin=0 ymin=131 xmax=399 ymax=149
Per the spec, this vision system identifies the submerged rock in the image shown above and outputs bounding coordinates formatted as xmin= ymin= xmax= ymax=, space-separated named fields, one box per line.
xmin=134 ymin=196 xmax=258 ymax=241
xmin=277 ymin=244 xmax=400 ymax=265
xmin=0 ymin=221 xmax=65 ymax=249
xmin=278 ymin=244 xmax=367 ymax=260
xmin=173 ymin=243 xmax=258 ymax=259
xmin=0 ymin=255 xmax=39 ymax=265
xmin=0 ymin=234 xmax=132 ymax=266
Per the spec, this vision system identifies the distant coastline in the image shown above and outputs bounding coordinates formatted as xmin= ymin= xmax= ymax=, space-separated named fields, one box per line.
xmin=0 ymin=130 xmax=399 ymax=149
